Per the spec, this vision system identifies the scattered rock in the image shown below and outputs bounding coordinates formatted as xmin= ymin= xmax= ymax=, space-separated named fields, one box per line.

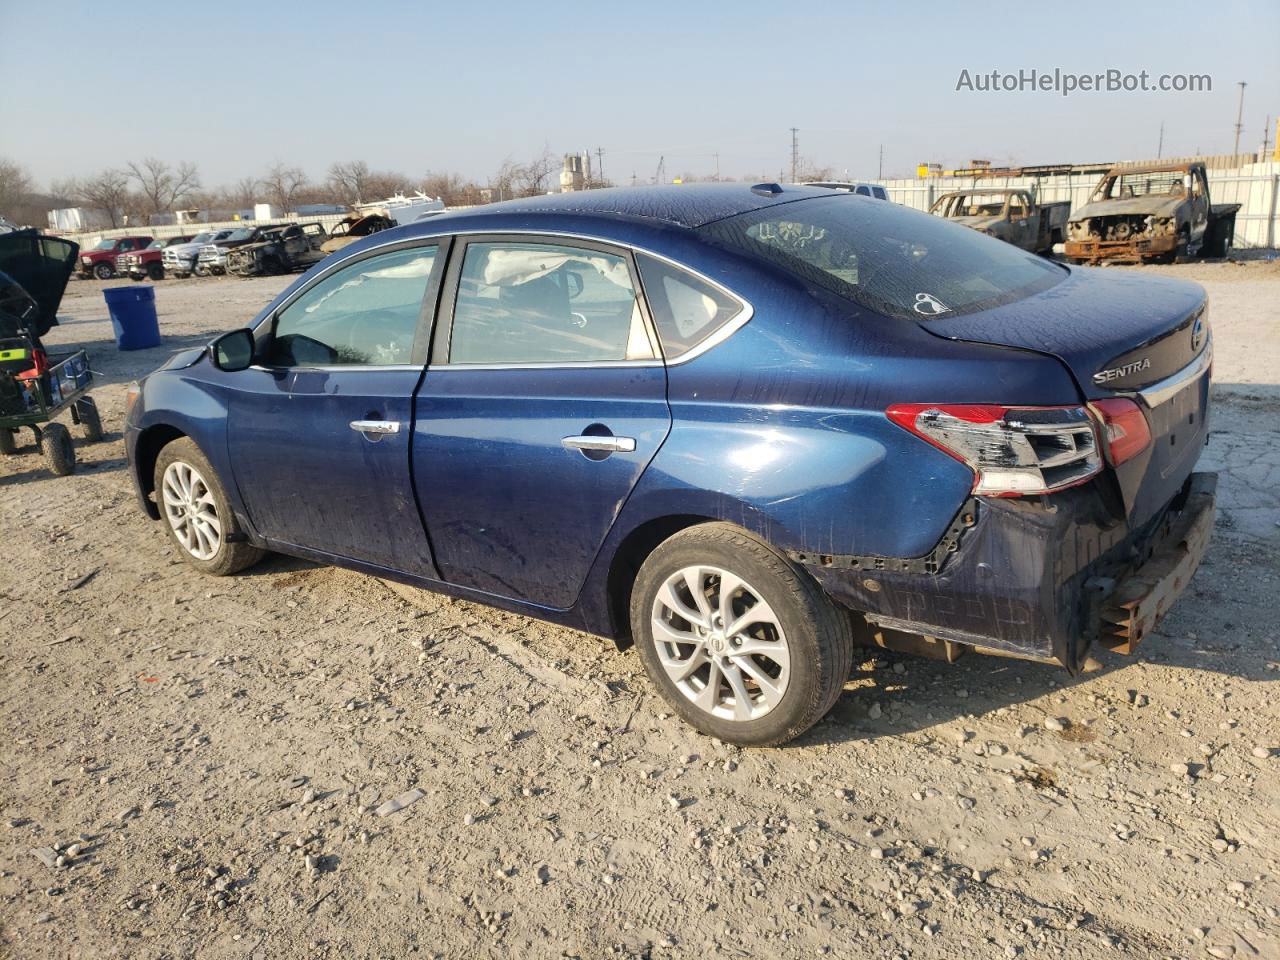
xmin=375 ymin=789 xmax=426 ymax=817
xmin=1043 ymin=717 xmax=1066 ymax=732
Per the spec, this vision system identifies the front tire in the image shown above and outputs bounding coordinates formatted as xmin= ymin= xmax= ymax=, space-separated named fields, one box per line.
xmin=93 ymin=262 xmax=114 ymax=280
xmin=153 ymin=437 xmax=264 ymax=576
xmin=40 ymin=422 xmax=76 ymax=475
xmin=630 ymin=523 xmax=853 ymax=746
xmin=146 ymin=262 xmax=165 ymax=281
xmin=0 ymin=427 xmax=17 ymax=454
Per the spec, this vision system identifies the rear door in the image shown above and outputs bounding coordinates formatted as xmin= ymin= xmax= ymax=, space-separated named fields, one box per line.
xmin=225 ymin=239 xmax=449 ymax=573
xmin=411 ymin=235 xmax=670 ymax=608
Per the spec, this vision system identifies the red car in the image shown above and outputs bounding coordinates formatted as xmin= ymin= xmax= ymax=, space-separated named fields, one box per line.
xmin=78 ymin=235 xmax=152 ymax=280
xmin=116 ymin=236 xmax=196 ymax=282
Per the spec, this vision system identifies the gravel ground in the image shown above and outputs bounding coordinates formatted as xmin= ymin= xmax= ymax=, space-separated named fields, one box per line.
xmin=1 ymin=261 xmax=1277 ymax=960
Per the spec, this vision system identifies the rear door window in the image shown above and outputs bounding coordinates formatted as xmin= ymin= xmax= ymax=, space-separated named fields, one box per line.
xmin=446 ymin=241 xmax=656 ymax=364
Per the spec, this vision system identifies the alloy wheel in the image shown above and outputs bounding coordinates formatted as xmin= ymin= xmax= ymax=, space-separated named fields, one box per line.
xmin=161 ymin=461 xmax=222 ymax=560
xmin=650 ymin=564 xmax=790 ymax=721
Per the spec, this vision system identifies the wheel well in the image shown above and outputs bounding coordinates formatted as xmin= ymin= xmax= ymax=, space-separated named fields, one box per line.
xmin=134 ymin=425 xmax=187 ymax=516
xmin=605 ymin=514 xmax=716 ymax=649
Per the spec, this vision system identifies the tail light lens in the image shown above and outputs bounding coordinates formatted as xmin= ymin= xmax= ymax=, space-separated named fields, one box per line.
xmin=1089 ymin=398 xmax=1151 ymax=465
xmin=887 ymin=403 xmax=1102 ymax=496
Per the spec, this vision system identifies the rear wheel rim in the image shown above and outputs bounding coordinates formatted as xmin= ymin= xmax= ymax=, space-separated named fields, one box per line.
xmin=650 ymin=564 xmax=790 ymax=722
xmin=161 ymin=461 xmax=222 ymax=560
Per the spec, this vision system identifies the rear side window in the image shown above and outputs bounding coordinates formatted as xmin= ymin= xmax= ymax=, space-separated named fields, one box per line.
xmin=635 ymin=253 xmax=743 ymax=359
xmin=448 ymin=241 xmax=656 ymax=364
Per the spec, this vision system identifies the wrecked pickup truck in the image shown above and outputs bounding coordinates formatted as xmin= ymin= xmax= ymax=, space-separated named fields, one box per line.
xmin=929 ymin=189 xmax=1069 ymax=255
xmin=1065 ymin=162 xmax=1239 ymax=264
xmin=226 ymin=223 xmax=327 ymax=277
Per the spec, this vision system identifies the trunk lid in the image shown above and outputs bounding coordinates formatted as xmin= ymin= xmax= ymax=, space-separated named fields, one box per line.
xmin=0 ymin=232 xmax=79 ymax=339
xmin=920 ymin=267 xmax=1211 ymax=525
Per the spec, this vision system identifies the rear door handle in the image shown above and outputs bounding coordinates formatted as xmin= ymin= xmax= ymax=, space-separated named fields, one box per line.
xmin=349 ymin=420 xmax=401 ymax=435
xmin=561 ymin=434 xmax=636 ymax=453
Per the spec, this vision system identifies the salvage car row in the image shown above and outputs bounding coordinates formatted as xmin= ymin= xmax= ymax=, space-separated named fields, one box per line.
xmin=75 ymin=214 xmax=396 ymax=281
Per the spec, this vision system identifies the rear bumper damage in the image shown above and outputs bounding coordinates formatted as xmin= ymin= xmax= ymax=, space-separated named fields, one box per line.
xmin=795 ymin=472 xmax=1216 ymax=672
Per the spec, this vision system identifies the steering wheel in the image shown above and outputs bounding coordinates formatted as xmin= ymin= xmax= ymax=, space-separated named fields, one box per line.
xmin=345 ymin=309 xmax=409 ymax=363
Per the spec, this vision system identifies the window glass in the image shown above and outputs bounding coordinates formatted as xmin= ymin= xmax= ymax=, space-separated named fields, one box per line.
xmin=448 ymin=241 xmax=654 ymax=364
xmin=263 ymin=245 xmax=437 ymax=367
xmin=635 ymin=253 xmax=743 ymax=358
xmin=698 ymin=195 xmax=1064 ymax=322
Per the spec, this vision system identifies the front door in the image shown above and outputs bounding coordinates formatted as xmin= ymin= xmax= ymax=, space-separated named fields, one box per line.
xmin=412 ymin=236 xmax=671 ymax=608
xmin=226 ymin=240 xmax=448 ymax=574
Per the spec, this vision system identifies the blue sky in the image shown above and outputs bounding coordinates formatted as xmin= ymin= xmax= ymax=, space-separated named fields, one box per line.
xmin=2 ymin=0 xmax=1277 ymax=189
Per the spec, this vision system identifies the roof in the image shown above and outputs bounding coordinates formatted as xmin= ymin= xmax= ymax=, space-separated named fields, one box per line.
xmin=460 ymin=183 xmax=837 ymax=229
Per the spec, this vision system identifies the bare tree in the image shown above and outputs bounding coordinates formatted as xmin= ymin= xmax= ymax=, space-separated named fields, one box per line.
xmin=58 ymin=170 xmax=133 ymax=228
xmin=328 ymin=161 xmax=412 ymax=207
xmin=327 ymin=160 xmax=370 ymax=206
xmin=0 ymin=157 xmax=35 ymax=223
xmin=261 ymin=164 xmax=309 ymax=213
xmin=227 ymin=176 xmax=260 ymax=210
xmin=512 ymin=150 xmax=559 ymax=197
xmin=126 ymin=157 xmax=200 ymax=216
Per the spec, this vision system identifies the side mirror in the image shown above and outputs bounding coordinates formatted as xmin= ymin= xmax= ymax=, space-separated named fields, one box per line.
xmin=210 ymin=328 xmax=255 ymax=372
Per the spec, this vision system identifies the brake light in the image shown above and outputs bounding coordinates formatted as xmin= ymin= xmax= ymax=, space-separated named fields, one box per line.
xmin=887 ymin=403 xmax=1102 ymax=496
xmin=1089 ymin=398 xmax=1151 ymax=465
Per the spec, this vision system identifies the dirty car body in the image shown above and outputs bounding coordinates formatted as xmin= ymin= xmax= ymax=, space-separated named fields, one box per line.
xmin=1065 ymin=162 xmax=1239 ymax=264
xmin=125 ymin=185 xmax=1216 ymax=740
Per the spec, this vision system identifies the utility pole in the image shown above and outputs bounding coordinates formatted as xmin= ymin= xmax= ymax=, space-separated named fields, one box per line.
xmin=878 ymin=144 xmax=884 ymax=179
xmin=1233 ymin=81 xmax=1247 ymax=158
xmin=1157 ymin=120 xmax=1164 ymax=159
xmin=789 ymin=128 xmax=799 ymax=183
xmin=713 ymin=152 xmax=720 ymax=181
xmin=595 ymin=147 xmax=605 ymax=187
xmin=1260 ymin=116 xmax=1272 ymax=162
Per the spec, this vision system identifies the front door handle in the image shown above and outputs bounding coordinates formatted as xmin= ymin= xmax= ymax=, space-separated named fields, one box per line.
xmin=561 ymin=434 xmax=636 ymax=453
xmin=350 ymin=420 xmax=401 ymax=435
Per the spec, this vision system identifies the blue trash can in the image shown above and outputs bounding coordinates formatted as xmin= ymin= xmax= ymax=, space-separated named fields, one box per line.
xmin=103 ymin=285 xmax=161 ymax=350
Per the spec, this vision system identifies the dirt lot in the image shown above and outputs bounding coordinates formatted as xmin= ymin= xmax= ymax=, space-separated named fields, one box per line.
xmin=2 ymin=261 xmax=1278 ymax=960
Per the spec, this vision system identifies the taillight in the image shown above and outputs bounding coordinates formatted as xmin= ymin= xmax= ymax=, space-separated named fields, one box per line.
xmin=887 ymin=403 xmax=1102 ymax=496
xmin=1089 ymin=398 xmax=1151 ymax=465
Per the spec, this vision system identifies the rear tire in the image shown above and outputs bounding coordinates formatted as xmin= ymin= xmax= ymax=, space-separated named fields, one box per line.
xmin=630 ymin=522 xmax=853 ymax=746
xmin=0 ymin=427 xmax=16 ymax=455
xmin=153 ymin=437 xmax=265 ymax=576
xmin=75 ymin=396 xmax=103 ymax=441
xmin=40 ymin=422 xmax=75 ymax=476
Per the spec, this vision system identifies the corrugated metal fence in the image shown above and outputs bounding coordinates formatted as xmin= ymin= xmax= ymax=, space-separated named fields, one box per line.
xmin=874 ymin=162 xmax=1280 ymax=248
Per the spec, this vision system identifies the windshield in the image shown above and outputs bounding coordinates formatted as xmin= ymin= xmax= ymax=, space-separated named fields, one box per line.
xmin=1097 ymin=171 xmax=1187 ymax=200
xmin=223 ymin=229 xmax=254 ymax=242
xmin=936 ymin=193 xmax=1010 ymax=217
xmin=188 ymin=233 xmax=214 ymax=245
xmin=92 ymin=238 xmax=117 ymax=251
xmin=699 ymin=196 xmax=1065 ymax=321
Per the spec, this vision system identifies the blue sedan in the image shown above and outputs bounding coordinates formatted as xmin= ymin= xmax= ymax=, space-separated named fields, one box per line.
xmin=125 ymin=184 xmax=1216 ymax=745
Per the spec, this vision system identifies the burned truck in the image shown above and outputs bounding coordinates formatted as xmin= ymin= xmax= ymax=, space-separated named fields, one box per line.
xmin=1064 ymin=161 xmax=1239 ymax=264
xmin=929 ymin=188 xmax=1069 ymax=255
xmin=226 ymin=223 xmax=327 ymax=277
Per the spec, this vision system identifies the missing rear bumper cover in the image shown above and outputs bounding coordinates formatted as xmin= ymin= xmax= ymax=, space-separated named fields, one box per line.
xmin=787 ymin=499 xmax=979 ymax=576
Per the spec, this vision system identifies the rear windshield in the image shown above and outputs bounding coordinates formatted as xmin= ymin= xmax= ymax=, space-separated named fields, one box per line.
xmin=698 ymin=196 xmax=1065 ymax=321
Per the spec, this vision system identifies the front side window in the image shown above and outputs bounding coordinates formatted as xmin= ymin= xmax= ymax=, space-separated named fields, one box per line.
xmin=448 ymin=241 xmax=655 ymax=364
xmin=262 ymin=245 xmax=438 ymax=367
xmin=635 ymin=253 xmax=744 ymax=358
xmin=699 ymin=195 xmax=1065 ymax=322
